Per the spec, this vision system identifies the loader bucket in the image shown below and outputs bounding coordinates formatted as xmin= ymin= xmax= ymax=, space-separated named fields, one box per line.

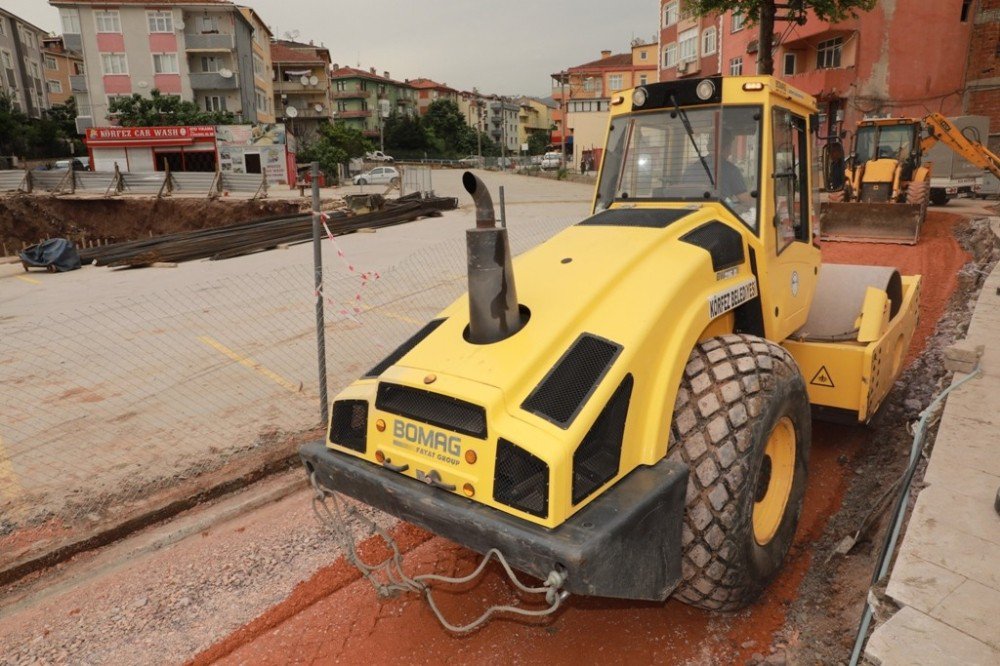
xmin=819 ymin=202 xmax=924 ymax=245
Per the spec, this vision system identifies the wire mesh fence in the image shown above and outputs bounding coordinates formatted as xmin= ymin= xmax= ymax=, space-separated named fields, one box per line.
xmin=0 ymin=207 xmax=575 ymax=571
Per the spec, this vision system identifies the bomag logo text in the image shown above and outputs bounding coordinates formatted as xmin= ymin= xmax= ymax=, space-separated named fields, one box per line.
xmin=393 ymin=420 xmax=461 ymax=456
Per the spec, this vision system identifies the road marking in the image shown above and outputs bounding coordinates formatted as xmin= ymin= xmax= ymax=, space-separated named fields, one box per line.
xmin=377 ymin=308 xmax=422 ymax=325
xmin=15 ymin=275 xmax=41 ymax=285
xmin=198 ymin=335 xmax=304 ymax=395
xmin=0 ymin=434 xmax=24 ymax=503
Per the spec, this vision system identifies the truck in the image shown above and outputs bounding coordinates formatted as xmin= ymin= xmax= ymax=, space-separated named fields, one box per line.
xmin=302 ymin=75 xmax=921 ymax=621
xmin=925 ymin=115 xmax=990 ymax=205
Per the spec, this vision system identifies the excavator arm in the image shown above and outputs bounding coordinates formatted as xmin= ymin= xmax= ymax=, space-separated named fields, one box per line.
xmin=921 ymin=112 xmax=1000 ymax=179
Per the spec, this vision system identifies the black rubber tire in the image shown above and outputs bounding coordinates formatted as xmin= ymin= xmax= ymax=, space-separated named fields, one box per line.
xmin=906 ymin=180 xmax=930 ymax=223
xmin=390 ymin=177 xmax=400 ymax=187
xmin=930 ymin=190 xmax=949 ymax=206
xmin=668 ymin=334 xmax=811 ymax=611
xmin=357 ymin=178 xmax=367 ymax=186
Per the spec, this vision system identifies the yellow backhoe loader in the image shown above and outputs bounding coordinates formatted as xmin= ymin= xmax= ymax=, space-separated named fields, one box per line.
xmin=821 ymin=113 xmax=1000 ymax=244
xmin=301 ymin=76 xmax=921 ymax=621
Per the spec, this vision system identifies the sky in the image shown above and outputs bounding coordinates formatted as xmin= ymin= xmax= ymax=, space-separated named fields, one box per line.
xmin=3 ymin=0 xmax=659 ymax=96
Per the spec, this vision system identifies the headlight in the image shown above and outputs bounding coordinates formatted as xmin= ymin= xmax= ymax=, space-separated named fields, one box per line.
xmin=632 ymin=87 xmax=648 ymax=108
xmin=696 ymin=79 xmax=716 ymax=100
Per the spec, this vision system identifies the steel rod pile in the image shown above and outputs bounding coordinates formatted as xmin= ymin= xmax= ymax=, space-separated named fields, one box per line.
xmin=78 ymin=194 xmax=457 ymax=268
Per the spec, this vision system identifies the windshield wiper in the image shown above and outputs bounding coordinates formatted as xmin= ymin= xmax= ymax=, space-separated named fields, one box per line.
xmin=670 ymin=93 xmax=715 ymax=187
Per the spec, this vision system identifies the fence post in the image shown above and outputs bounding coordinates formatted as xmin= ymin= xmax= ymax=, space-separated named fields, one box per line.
xmin=311 ymin=162 xmax=329 ymax=425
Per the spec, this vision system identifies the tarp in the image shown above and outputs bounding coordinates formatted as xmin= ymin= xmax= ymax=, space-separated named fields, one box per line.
xmin=19 ymin=238 xmax=82 ymax=272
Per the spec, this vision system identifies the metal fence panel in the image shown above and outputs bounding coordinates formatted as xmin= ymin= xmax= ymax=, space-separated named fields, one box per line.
xmin=401 ymin=166 xmax=433 ymax=196
xmin=0 ymin=171 xmax=25 ymax=192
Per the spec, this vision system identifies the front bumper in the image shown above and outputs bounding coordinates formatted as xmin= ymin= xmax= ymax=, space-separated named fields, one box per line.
xmin=300 ymin=440 xmax=688 ymax=602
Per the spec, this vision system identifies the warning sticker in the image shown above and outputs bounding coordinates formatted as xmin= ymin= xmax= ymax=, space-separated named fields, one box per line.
xmin=810 ymin=366 xmax=835 ymax=388
xmin=708 ymin=279 xmax=759 ymax=318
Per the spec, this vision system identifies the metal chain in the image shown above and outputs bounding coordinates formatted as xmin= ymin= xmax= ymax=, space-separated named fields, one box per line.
xmin=309 ymin=471 xmax=569 ymax=633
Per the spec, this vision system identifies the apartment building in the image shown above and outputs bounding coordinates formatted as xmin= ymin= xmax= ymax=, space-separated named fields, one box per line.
xmin=965 ymin=0 xmax=999 ymax=149
xmin=485 ymin=96 xmax=519 ymax=154
xmin=551 ymin=42 xmax=658 ymax=169
xmin=0 ymin=8 xmax=50 ymax=118
xmin=517 ymin=97 xmax=556 ymax=150
xmin=41 ymin=35 xmax=84 ymax=107
xmin=51 ymin=0 xmax=267 ymax=128
xmin=720 ymin=2 xmax=974 ymax=136
xmin=407 ymin=78 xmax=459 ymax=115
xmin=327 ymin=65 xmax=416 ymax=141
xmin=239 ymin=6 xmax=274 ymax=124
xmin=658 ymin=1 xmax=722 ymax=80
xmin=272 ymin=40 xmax=332 ymax=141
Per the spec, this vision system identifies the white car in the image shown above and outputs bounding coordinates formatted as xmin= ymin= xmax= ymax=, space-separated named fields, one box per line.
xmin=365 ymin=151 xmax=394 ymax=162
xmin=353 ymin=166 xmax=400 ymax=186
xmin=541 ymin=152 xmax=563 ymax=170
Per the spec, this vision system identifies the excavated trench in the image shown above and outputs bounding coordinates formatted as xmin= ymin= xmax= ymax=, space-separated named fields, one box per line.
xmin=0 ymin=195 xmax=308 ymax=255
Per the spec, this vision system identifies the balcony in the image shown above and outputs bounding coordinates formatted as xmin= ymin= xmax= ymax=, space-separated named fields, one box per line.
xmin=337 ymin=109 xmax=371 ymax=119
xmin=274 ymin=79 xmax=327 ymax=93
xmin=783 ymin=66 xmax=856 ymax=99
xmin=282 ymin=106 xmax=330 ymax=119
xmin=190 ymin=72 xmax=239 ymax=90
xmin=184 ymin=33 xmax=235 ymax=51
xmin=331 ymin=89 xmax=367 ymax=99
xmin=70 ymin=75 xmax=87 ymax=93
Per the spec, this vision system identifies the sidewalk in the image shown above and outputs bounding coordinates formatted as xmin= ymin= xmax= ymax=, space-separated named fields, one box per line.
xmin=865 ymin=217 xmax=1000 ymax=665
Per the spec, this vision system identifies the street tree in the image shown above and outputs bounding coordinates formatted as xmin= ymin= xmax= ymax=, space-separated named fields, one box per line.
xmin=108 ymin=89 xmax=237 ymax=126
xmin=423 ymin=99 xmax=478 ymax=156
xmin=682 ymin=1 xmax=876 ymax=75
xmin=297 ymin=121 xmax=372 ymax=181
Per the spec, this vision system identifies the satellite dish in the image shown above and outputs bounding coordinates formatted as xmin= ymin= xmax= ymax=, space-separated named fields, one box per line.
xmin=176 ymin=21 xmax=185 ymax=30
xmin=285 ymin=106 xmax=298 ymax=118
xmin=314 ymin=103 xmax=323 ymax=113
xmin=219 ymin=68 xmax=233 ymax=79
xmin=300 ymin=75 xmax=309 ymax=85
xmin=309 ymin=75 xmax=319 ymax=86
xmin=138 ymin=80 xmax=148 ymax=88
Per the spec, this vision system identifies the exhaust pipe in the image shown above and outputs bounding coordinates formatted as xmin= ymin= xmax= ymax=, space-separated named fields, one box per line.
xmin=462 ymin=172 xmax=524 ymax=344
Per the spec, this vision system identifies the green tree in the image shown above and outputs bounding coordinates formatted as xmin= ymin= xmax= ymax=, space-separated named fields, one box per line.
xmin=527 ymin=131 xmax=549 ymax=156
xmin=297 ymin=121 xmax=372 ymax=181
xmin=0 ymin=92 xmax=29 ymax=157
xmin=383 ymin=112 xmax=430 ymax=151
xmin=108 ymin=89 xmax=237 ymax=126
xmin=423 ymin=99 xmax=478 ymax=156
xmin=682 ymin=1 xmax=876 ymax=74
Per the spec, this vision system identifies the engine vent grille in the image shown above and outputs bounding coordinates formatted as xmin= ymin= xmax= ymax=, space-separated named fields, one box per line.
xmin=493 ymin=438 xmax=549 ymax=518
xmin=375 ymin=382 xmax=487 ymax=439
xmin=521 ymin=334 xmax=622 ymax=428
xmin=329 ymin=400 xmax=368 ymax=453
xmin=572 ymin=374 xmax=633 ymax=504
xmin=365 ymin=318 xmax=445 ymax=378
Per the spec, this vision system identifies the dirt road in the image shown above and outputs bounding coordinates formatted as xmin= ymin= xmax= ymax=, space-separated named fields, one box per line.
xmin=189 ymin=211 xmax=976 ymax=666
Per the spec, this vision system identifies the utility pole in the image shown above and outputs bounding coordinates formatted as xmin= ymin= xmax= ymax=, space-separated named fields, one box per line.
xmin=560 ymin=71 xmax=568 ymax=167
xmin=758 ymin=2 xmax=777 ymax=75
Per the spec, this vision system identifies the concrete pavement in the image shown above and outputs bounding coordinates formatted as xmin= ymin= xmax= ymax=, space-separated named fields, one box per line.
xmin=865 ymin=216 xmax=1000 ymax=665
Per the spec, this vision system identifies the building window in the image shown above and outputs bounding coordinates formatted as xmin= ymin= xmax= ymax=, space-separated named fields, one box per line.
xmin=59 ymin=9 xmax=81 ymax=34
xmin=46 ymin=79 xmax=62 ymax=93
xmin=101 ymin=53 xmax=128 ymax=75
xmin=679 ymin=28 xmax=699 ymax=62
xmin=961 ymin=0 xmax=973 ymax=21
xmin=21 ymin=29 xmax=35 ymax=49
xmin=640 ymin=50 xmax=647 ymax=60
xmin=200 ymin=15 xmax=219 ymax=33
xmin=44 ymin=55 xmax=57 ymax=71
xmin=95 ymin=10 xmax=122 ymax=33
xmin=255 ymin=87 xmax=267 ymax=111
xmin=253 ymin=53 xmax=265 ymax=77
xmin=1 ymin=50 xmax=13 ymax=69
xmin=147 ymin=11 xmax=173 ymax=33
xmin=663 ymin=1 xmax=679 ymax=27
xmin=608 ymin=74 xmax=623 ymax=91
xmin=28 ymin=61 xmax=40 ymax=79
xmin=639 ymin=74 xmax=648 ymax=85
xmin=204 ymin=95 xmax=226 ymax=112
xmin=783 ymin=52 xmax=796 ymax=76
xmin=732 ymin=13 xmax=745 ymax=32
xmin=74 ymin=62 xmax=84 ymax=75
xmin=730 ymin=56 xmax=743 ymax=76
xmin=663 ymin=42 xmax=677 ymax=68
xmin=153 ymin=53 xmax=178 ymax=74
xmin=702 ymin=27 xmax=717 ymax=56
xmin=336 ymin=100 xmax=347 ymax=112
xmin=816 ymin=37 xmax=842 ymax=69
xmin=200 ymin=56 xmax=221 ymax=73
xmin=0 ymin=18 xmax=6 ymax=36
xmin=335 ymin=80 xmax=346 ymax=91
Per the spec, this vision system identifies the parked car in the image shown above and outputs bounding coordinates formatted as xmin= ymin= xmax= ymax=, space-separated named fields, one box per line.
xmin=353 ymin=166 xmax=400 ymax=186
xmin=458 ymin=155 xmax=485 ymax=168
xmin=540 ymin=152 xmax=563 ymax=170
xmin=34 ymin=158 xmax=86 ymax=171
xmin=364 ymin=150 xmax=394 ymax=162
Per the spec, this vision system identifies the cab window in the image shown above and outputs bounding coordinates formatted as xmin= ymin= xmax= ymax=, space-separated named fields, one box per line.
xmin=772 ymin=107 xmax=809 ymax=251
